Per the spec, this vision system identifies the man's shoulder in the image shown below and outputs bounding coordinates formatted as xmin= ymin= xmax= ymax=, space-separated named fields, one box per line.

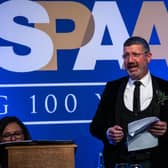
xmin=151 ymin=75 xmax=168 ymax=92
xmin=107 ymin=76 xmax=128 ymax=86
xmin=151 ymin=75 xmax=168 ymax=84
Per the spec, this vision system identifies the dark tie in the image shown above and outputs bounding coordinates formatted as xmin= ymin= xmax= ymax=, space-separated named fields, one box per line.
xmin=133 ymin=81 xmax=141 ymax=115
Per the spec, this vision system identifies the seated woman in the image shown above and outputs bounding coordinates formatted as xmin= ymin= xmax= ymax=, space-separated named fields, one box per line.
xmin=0 ymin=116 xmax=31 ymax=143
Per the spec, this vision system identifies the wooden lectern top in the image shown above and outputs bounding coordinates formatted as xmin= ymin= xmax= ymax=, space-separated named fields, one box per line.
xmin=0 ymin=140 xmax=77 ymax=168
xmin=0 ymin=139 xmax=76 ymax=146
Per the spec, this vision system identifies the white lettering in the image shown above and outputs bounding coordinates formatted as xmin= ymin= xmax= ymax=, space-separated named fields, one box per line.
xmin=45 ymin=94 xmax=57 ymax=114
xmin=0 ymin=0 xmax=53 ymax=72
xmin=65 ymin=94 xmax=77 ymax=113
xmin=74 ymin=1 xmax=129 ymax=70
xmin=0 ymin=95 xmax=8 ymax=114
xmin=95 ymin=93 xmax=101 ymax=100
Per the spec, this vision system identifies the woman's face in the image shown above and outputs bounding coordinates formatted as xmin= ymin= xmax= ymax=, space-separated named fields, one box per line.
xmin=1 ymin=122 xmax=25 ymax=142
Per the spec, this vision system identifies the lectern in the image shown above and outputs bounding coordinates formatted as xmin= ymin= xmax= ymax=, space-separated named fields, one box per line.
xmin=0 ymin=140 xmax=77 ymax=168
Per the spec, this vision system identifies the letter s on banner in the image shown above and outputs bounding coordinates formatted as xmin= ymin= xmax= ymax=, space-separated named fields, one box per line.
xmin=0 ymin=0 xmax=53 ymax=72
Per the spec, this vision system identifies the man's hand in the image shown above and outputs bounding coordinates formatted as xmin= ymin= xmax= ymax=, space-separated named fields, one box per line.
xmin=149 ymin=121 xmax=167 ymax=136
xmin=106 ymin=125 xmax=124 ymax=144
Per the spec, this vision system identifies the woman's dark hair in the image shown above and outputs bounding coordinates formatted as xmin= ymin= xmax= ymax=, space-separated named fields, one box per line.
xmin=0 ymin=116 xmax=31 ymax=140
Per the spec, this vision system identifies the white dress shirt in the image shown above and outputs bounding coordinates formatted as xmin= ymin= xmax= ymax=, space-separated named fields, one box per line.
xmin=124 ymin=72 xmax=153 ymax=111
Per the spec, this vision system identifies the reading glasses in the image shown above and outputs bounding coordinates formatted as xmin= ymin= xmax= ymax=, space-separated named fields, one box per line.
xmin=122 ymin=51 xmax=148 ymax=59
xmin=2 ymin=130 xmax=23 ymax=139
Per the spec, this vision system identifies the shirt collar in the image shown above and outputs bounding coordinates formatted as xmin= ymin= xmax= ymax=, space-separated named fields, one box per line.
xmin=128 ymin=72 xmax=151 ymax=87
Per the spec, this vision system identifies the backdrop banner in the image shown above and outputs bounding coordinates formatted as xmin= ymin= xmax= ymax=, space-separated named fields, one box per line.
xmin=0 ymin=0 xmax=168 ymax=167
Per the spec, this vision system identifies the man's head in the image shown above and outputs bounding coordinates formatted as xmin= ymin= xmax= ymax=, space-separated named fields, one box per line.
xmin=123 ymin=36 xmax=152 ymax=80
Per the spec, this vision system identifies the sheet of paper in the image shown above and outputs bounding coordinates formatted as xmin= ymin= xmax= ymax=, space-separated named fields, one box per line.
xmin=127 ymin=116 xmax=159 ymax=151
